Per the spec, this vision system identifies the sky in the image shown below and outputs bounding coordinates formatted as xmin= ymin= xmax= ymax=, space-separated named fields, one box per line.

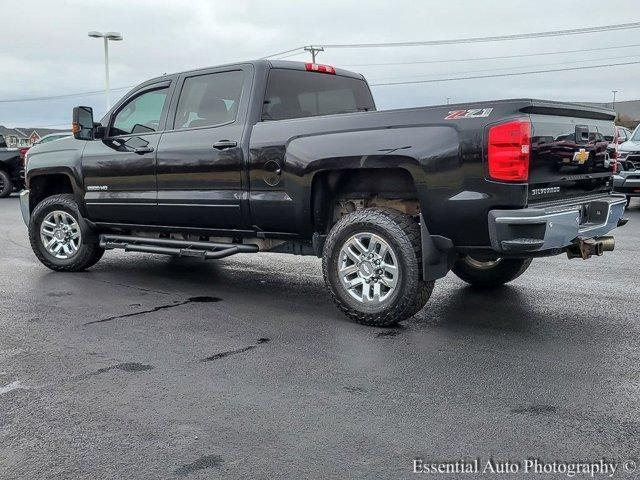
xmin=0 ymin=0 xmax=639 ymax=128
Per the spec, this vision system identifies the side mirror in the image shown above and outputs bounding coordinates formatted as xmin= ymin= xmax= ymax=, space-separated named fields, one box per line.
xmin=72 ymin=106 xmax=95 ymax=140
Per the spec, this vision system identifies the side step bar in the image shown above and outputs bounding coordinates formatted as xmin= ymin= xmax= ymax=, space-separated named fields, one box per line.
xmin=99 ymin=234 xmax=259 ymax=260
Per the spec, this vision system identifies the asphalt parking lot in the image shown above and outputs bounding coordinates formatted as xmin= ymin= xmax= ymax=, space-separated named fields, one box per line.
xmin=1 ymin=195 xmax=639 ymax=479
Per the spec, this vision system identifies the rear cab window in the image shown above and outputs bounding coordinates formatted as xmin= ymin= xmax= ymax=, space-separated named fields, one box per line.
xmin=173 ymin=70 xmax=244 ymax=129
xmin=262 ymin=68 xmax=375 ymax=121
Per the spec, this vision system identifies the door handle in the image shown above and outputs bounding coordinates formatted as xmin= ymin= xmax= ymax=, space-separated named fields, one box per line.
xmin=213 ymin=140 xmax=237 ymax=150
xmin=133 ymin=146 xmax=154 ymax=155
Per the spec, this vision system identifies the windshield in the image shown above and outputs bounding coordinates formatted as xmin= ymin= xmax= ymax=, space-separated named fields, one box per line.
xmin=262 ymin=69 xmax=376 ymax=121
xmin=631 ymin=127 xmax=640 ymax=142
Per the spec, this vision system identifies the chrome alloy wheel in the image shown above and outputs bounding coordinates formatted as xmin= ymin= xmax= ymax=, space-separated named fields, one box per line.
xmin=40 ymin=210 xmax=82 ymax=259
xmin=463 ymin=256 xmax=502 ymax=269
xmin=338 ymin=232 xmax=399 ymax=304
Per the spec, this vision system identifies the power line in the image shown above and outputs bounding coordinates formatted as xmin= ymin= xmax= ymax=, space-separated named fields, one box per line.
xmin=318 ymin=21 xmax=640 ymax=49
xmin=0 ymin=85 xmax=133 ymax=104
xmin=369 ymin=60 xmax=640 ymax=86
xmin=342 ymin=43 xmax=640 ymax=67
xmin=261 ymin=46 xmax=305 ymax=59
xmin=274 ymin=50 xmax=308 ymax=60
xmin=368 ymin=54 xmax=640 ymax=83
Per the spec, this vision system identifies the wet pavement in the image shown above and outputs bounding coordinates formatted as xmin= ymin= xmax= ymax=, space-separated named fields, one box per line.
xmin=1 ymin=195 xmax=639 ymax=479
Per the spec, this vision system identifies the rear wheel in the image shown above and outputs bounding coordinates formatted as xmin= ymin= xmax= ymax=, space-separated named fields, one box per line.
xmin=29 ymin=194 xmax=104 ymax=272
xmin=0 ymin=170 xmax=12 ymax=198
xmin=322 ymin=208 xmax=434 ymax=327
xmin=452 ymin=255 xmax=532 ymax=288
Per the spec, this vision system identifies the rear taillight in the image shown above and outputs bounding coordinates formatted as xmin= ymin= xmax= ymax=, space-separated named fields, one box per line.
xmin=488 ymin=120 xmax=531 ymax=182
xmin=305 ymin=63 xmax=336 ymax=74
xmin=19 ymin=147 xmax=29 ymax=168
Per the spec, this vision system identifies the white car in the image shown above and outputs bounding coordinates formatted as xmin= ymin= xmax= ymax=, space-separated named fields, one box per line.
xmin=614 ymin=125 xmax=640 ymax=207
xmin=33 ymin=132 xmax=72 ymax=146
xmin=617 ymin=125 xmax=640 ymax=168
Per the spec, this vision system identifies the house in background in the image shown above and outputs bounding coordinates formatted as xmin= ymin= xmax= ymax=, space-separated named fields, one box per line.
xmin=0 ymin=126 xmax=67 ymax=148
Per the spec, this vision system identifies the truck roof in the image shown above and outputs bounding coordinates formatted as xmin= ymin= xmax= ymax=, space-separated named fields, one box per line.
xmin=143 ymin=59 xmax=366 ymax=85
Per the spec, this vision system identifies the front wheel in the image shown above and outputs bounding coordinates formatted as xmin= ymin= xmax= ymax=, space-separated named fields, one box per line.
xmin=0 ymin=170 xmax=13 ymax=198
xmin=322 ymin=208 xmax=434 ymax=327
xmin=452 ymin=255 xmax=532 ymax=288
xmin=29 ymin=194 xmax=104 ymax=272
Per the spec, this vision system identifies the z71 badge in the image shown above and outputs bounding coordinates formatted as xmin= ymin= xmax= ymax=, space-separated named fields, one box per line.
xmin=445 ymin=108 xmax=493 ymax=120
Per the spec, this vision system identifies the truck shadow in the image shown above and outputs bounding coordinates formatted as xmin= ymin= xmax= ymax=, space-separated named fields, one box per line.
xmin=40 ymin=252 xmax=582 ymax=335
xmin=413 ymin=284 xmax=534 ymax=333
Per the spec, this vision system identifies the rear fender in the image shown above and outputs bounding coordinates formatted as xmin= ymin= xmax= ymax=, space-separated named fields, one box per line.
xmin=288 ymin=126 xmax=459 ymax=234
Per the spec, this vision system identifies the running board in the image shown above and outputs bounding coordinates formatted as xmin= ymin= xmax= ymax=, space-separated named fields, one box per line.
xmin=99 ymin=234 xmax=259 ymax=260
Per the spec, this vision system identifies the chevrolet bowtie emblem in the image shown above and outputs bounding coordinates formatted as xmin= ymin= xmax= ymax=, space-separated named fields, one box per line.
xmin=573 ymin=148 xmax=589 ymax=164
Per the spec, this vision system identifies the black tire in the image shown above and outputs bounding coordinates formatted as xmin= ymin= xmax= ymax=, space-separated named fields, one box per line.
xmin=452 ymin=255 xmax=532 ymax=288
xmin=322 ymin=207 xmax=434 ymax=327
xmin=29 ymin=194 xmax=104 ymax=272
xmin=0 ymin=170 xmax=13 ymax=198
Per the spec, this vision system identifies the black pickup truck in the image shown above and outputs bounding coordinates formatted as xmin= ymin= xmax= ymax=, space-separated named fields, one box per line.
xmin=20 ymin=60 xmax=627 ymax=326
xmin=0 ymin=134 xmax=24 ymax=198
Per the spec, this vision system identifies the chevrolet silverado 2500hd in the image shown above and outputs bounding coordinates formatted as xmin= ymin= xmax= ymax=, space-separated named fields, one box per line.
xmin=20 ymin=60 xmax=627 ymax=326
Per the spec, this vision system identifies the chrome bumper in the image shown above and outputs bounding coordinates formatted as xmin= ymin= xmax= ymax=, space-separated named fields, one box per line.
xmin=488 ymin=195 xmax=627 ymax=253
xmin=20 ymin=189 xmax=30 ymax=226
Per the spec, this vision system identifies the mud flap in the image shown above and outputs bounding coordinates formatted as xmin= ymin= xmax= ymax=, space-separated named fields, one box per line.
xmin=420 ymin=214 xmax=456 ymax=281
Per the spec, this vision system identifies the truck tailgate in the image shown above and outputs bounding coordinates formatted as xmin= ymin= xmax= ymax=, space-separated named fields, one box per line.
xmin=525 ymin=102 xmax=616 ymax=205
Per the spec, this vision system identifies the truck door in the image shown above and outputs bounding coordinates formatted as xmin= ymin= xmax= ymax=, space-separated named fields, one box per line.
xmin=82 ymin=80 xmax=173 ymax=224
xmin=155 ymin=65 xmax=253 ymax=229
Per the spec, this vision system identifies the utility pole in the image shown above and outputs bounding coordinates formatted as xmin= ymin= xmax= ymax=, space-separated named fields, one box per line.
xmin=304 ymin=46 xmax=324 ymax=63
xmin=611 ymin=90 xmax=618 ymax=110
xmin=446 ymin=97 xmax=451 ymax=105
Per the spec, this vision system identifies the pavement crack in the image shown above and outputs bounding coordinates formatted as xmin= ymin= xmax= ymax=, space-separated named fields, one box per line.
xmin=201 ymin=338 xmax=270 ymax=362
xmin=83 ymin=278 xmax=173 ymax=295
xmin=92 ymin=363 xmax=154 ymax=375
xmin=84 ymin=296 xmax=221 ymax=325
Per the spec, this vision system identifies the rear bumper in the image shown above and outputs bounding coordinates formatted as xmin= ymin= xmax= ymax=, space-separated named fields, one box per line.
xmin=488 ymin=195 xmax=627 ymax=254
xmin=20 ymin=189 xmax=30 ymax=226
xmin=613 ymin=174 xmax=640 ymax=196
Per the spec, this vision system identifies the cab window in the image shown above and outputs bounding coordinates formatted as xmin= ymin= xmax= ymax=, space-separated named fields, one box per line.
xmin=262 ymin=69 xmax=375 ymax=121
xmin=111 ymin=87 xmax=169 ymax=136
xmin=174 ymin=71 xmax=244 ymax=129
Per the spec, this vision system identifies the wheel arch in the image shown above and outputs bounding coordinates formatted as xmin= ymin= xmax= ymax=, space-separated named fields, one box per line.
xmin=309 ymin=164 xmax=421 ymax=234
xmin=28 ymin=170 xmax=80 ymax=213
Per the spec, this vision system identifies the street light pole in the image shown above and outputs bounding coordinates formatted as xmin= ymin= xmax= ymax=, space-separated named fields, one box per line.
xmin=612 ymin=90 xmax=618 ymax=110
xmin=88 ymin=31 xmax=123 ymax=111
xmin=103 ymin=36 xmax=110 ymax=109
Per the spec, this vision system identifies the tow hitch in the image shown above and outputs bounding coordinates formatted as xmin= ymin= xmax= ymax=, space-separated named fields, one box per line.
xmin=566 ymin=236 xmax=615 ymax=260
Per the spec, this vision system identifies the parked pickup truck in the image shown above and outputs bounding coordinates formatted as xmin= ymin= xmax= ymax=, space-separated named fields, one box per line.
xmin=0 ymin=134 xmax=25 ymax=198
xmin=20 ymin=60 xmax=628 ymax=326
